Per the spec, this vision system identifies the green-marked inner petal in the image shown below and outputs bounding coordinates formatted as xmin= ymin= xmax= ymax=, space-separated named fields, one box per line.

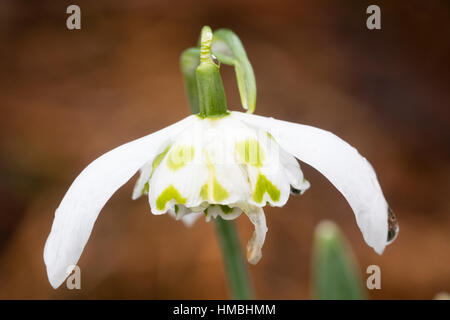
xmin=235 ymin=139 xmax=265 ymax=167
xmin=252 ymin=174 xmax=280 ymax=203
xmin=156 ymin=185 xmax=187 ymax=210
xmin=167 ymin=145 xmax=195 ymax=171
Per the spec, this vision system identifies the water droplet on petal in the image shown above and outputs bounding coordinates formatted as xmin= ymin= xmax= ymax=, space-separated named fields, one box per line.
xmin=387 ymin=207 xmax=399 ymax=244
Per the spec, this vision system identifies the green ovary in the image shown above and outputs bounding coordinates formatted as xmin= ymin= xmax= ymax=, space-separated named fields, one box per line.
xmin=252 ymin=174 xmax=280 ymax=203
xmin=167 ymin=145 xmax=195 ymax=171
xmin=235 ymin=139 xmax=265 ymax=167
xmin=156 ymin=185 xmax=187 ymax=210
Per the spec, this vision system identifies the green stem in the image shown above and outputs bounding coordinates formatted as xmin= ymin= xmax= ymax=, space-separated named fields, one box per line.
xmin=214 ymin=217 xmax=253 ymax=300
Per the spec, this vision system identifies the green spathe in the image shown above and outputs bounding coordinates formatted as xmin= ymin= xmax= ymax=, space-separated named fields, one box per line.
xmin=196 ymin=26 xmax=228 ymax=117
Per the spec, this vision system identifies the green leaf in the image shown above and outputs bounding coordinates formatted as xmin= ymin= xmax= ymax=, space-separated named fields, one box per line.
xmin=180 ymin=47 xmax=201 ymax=114
xmin=212 ymin=29 xmax=256 ymax=113
xmin=312 ymin=220 xmax=366 ymax=300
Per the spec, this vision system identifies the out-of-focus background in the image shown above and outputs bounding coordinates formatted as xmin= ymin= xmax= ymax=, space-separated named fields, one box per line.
xmin=0 ymin=0 xmax=449 ymax=299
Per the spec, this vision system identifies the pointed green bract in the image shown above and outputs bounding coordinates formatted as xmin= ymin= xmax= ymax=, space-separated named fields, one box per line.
xmin=212 ymin=29 xmax=256 ymax=113
xmin=156 ymin=185 xmax=187 ymax=211
xmin=252 ymin=174 xmax=280 ymax=203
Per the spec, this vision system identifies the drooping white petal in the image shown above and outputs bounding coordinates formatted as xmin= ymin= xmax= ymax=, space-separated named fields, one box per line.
xmin=246 ymin=208 xmax=268 ymax=264
xmin=44 ymin=115 xmax=196 ymax=289
xmin=232 ymin=111 xmax=389 ymax=254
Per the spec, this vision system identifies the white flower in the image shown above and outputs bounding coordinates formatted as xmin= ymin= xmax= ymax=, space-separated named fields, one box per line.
xmin=44 ymin=111 xmax=397 ymax=289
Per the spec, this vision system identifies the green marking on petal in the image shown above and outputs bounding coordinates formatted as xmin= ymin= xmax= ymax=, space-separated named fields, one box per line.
xmin=156 ymin=185 xmax=187 ymax=211
xmin=213 ymin=177 xmax=229 ymax=202
xmin=203 ymin=151 xmax=229 ymax=202
xmin=141 ymin=181 xmax=149 ymax=195
xmin=252 ymin=173 xmax=280 ymax=203
xmin=152 ymin=145 xmax=171 ymax=171
xmin=235 ymin=139 xmax=265 ymax=167
xmin=167 ymin=145 xmax=195 ymax=171
xmin=219 ymin=205 xmax=233 ymax=214
xmin=174 ymin=204 xmax=179 ymax=214
xmin=200 ymin=184 xmax=209 ymax=200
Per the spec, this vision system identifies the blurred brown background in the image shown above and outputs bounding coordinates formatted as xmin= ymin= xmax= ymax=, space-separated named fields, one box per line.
xmin=0 ymin=0 xmax=449 ymax=299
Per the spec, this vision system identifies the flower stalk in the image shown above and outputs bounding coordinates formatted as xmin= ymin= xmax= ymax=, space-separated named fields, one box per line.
xmin=214 ymin=217 xmax=253 ymax=300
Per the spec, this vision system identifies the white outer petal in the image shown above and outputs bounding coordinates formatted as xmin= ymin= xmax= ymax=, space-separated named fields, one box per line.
xmin=43 ymin=115 xmax=196 ymax=289
xmin=232 ymin=111 xmax=389 ymax=254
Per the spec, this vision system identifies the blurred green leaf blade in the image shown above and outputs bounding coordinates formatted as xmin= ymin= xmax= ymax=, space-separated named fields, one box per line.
xmin=312 ymin=220 xmax=366 ymax=300
xmin=180 ymin=47 xmax=201 ymax=113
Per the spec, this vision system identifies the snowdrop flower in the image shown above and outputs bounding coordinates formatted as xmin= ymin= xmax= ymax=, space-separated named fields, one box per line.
xmin=44 ymin=26 xmax=398 ymax=289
